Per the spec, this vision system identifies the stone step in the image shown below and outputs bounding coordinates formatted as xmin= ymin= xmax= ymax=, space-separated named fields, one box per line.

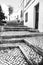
xmin=1 ymin=31 xmax=42 ymax=39
xmin=2 ymin=25 xmax=39 ymax=32
xmin=1 ymin=39 xmax=24 ymax=44
xmin=1 ymin=37 xmax=43 ymax=57
xmin=4 ymin=27 xmax=39 ymax=32
xmin=1 ymin=31 xmax=31 ymax=36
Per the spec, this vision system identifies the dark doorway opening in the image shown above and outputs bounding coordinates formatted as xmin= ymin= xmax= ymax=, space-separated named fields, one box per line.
xmin=35 ymin=3 xmax=39 ymax=29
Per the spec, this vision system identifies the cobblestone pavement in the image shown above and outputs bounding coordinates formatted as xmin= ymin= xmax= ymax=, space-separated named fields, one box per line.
xmin=25 ymin=36 xmax=43 ymax=49
xmin=15 ymin=43 xmax=42 ymax=64
xmin=0 ymin=43 xmax=42 ymax=65
xmin=0 ymin=47 xmax=28 ymax=65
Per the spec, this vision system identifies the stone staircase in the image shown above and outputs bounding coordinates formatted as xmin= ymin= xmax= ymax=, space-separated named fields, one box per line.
xmin=0 ymin=25 xmax=43 ymax=65
xmin=2 ymin=24 xmax=39 ymax=32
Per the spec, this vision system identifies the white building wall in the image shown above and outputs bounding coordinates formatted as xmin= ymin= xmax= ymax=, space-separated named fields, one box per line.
xmin=16 ymin=0 xmax=24 ymax=21
xmin=24 ymin=0 xmax=39 ymax=28
xmin=24 ymin=6 xmax=34 ymax=28
xmin=39 ymin=0 xmax=43 ymax=32
xmin=17 ymin=9 xmax=21 ymax=20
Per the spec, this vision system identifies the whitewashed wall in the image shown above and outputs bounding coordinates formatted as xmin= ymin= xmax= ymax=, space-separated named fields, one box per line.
xmin=24 ymin=0 xmax=39 ymax=28
xmin=17 ymin=0 xmax=24 ymax=21
xmin=39 ymin=0 xmax=43 ymax=32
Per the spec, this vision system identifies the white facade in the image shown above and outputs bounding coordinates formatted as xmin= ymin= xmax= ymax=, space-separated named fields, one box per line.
xmin=23 ymin=0 xmax=43 ymax=32
xmin=17 ymin=0 xmax=24 ymax=21
xmin=39 ymin=0 xmax=43 ymax=32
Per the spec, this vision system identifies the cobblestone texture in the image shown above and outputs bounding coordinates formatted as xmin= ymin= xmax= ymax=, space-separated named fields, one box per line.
xmin=0 ymin=47 xmax=28 ymax=65
xmin=25 ymin=36 xmax=43 ymax=49
xmin=17 ymin=43 xmax=42 ymax=64
xmin=0 ymin=43 xmax=42 ymax=65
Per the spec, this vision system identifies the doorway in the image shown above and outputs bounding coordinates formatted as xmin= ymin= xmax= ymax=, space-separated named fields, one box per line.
xmin=35 ymin=3 xmax=39 ymax=29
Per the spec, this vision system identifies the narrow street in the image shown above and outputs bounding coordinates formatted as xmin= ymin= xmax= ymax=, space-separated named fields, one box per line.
xmin=0 ymin=0 xmax=43 ymax=65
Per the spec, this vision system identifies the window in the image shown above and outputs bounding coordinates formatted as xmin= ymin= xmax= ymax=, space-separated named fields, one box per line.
xmin=25 ymin=12 xmax=28 ymax=22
